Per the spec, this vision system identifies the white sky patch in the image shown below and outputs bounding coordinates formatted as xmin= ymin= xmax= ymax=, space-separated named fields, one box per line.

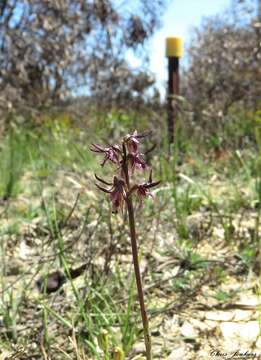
xmin=125 ymin=50 xmax=143 ymax=69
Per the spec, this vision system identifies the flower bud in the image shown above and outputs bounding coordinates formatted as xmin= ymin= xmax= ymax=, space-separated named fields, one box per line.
xmin=98 ymin=329 xmax=109 ymax=352
xmin=112 ymin=346 xmax=125 ymax=360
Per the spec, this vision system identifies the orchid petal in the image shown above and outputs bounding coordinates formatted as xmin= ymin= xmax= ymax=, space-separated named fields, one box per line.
xmin=95 ymin=183 xmax=112 ymax=193
xmin=95 ymin=174 xmax=112 ymax=186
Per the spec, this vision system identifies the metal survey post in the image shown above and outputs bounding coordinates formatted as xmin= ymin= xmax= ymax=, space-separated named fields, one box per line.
xmin=166 ymin=37 xmax=183 ymax=144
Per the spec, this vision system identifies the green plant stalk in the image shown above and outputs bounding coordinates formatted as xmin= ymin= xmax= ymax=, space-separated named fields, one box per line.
xmin=4 ymin=130 xmax=15 ymax=200
xmin=104 ymin=349 xmax=109 ymax=360
xmin=43 ymin=305 xmax=49 ymax=347
xmin=98 ymin=329 xmax=109 ymax=360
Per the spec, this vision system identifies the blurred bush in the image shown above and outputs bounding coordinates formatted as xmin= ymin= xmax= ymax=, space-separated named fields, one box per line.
xmin=182 ymin=0 xmax=261 ymax=146
xmin=0 ymin=0 xmax=167 ymax=132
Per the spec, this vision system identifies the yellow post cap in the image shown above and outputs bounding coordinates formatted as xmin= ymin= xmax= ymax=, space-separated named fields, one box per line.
xmin=166 ymin=37 xmax=183 ymax=58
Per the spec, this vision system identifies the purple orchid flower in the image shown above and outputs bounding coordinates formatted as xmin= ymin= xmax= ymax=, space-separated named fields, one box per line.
xmin=95 ymin=174 xmax=126 ymax=211
xmin=92 ymin=133 xmax=160 ymax=210
xmin=124 ymin=130 xmax=140 ymax=154
xmin=127 ymin=153 xmax=147 ymax=173
xmin=90 ymin=143 xmax=120 ymax=166
xmin=124 ymin=130 xmax=152 ymax=154
xmin=136 ymin=171 xmax=161 ymax=202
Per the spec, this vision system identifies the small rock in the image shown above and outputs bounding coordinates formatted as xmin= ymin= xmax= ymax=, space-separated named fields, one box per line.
xmin=36 ymin=271 xmax=66 ymax=294
xmin=233 ymin=309 xmax=253 ymax=321
xmin=205 ymin=311 xmax=234 ymax=321
xmin=131 ymin=342 xmax=145 ymax=355
xmin=167 ymin=345 xmax=186 ymax=360
xmin=220 ymin=321 xmax=259 ymax=344
xmin=180 ymin=321 xmax=198 ymax=338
